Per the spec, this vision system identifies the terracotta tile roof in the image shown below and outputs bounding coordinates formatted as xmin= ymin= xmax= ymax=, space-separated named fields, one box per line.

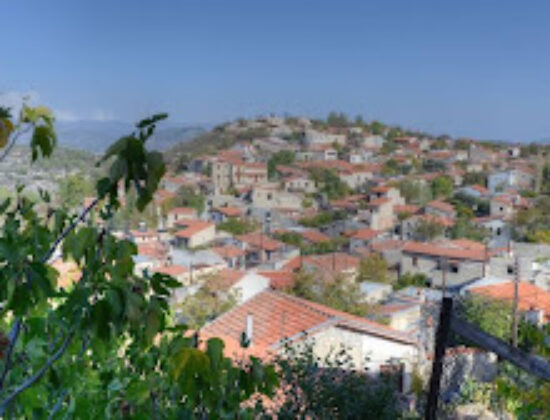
xmin=492 ymin=195 xmax=516 ymax=206
xmin=428 ymin=150 xmax=452 ymax=160
xmin=258 ymin=270 xmax=296 ymax=290
xmin=174 ymin=220 xmax=214 ymax=239
xmin=469 ymin=281 xmax=550 ymax=321
xmin=402 ymin=240 xmax=488 ymax=262
xmin=241 ymin=162 xmax=267 ymax=170
xmin=371 ymin=186 xmax=391 ymax=193
xmin=282 ymin=255 xmax=302 ymax=272
xmin=137 ymin=243 xmax=167 ymax=259
xmin=237 ymin=232 xmax=284 ymax=252
xmin=303 ymin=252 xmax=360 ymax=274
xmin=200 ymin=290 xmax=415 ymax=358
xmin=369 ymin=239 xmax=405 ymax=253
xmin=350 ymin=228 xmax=380 ymax=241
xmin=449 ymin=239 xmax=485 ymax=251
xmin=426 ymin=200 xmax=455 ymax=214
xmin=300 ymin=229 xmax=331 ymax=244
xmin=417 ymin=214 xmax=456 ymax=228
xmin=213 ymin=206 xmax=243 ymax=217
xmin=154 ymin=264 xmax=188 ymax=277
xmin=395 ymin=204 xmax=420 ymax=215
xmin=330 ymin=194 xmax=365 ymax=209
xmin=217 ymin=150 xmax=244 ymax=165
xmin=210 ymin=245 xmax=246 ymax=259
xmin=218 ymin=268 xmax=246 ymax=289
xmin=367 ymin=197 xmax=391 ymax=207
xmin=471 ymin=184 xmax=489 ymax=195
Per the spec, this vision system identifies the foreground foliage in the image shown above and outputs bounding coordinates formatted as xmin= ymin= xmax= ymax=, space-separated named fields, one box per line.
xmin=0 ymin=105 xmax=277 ymax=417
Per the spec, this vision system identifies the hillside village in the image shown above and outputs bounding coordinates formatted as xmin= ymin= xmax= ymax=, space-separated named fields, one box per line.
xmin=55 ymin=114 xmax=550 ymax=414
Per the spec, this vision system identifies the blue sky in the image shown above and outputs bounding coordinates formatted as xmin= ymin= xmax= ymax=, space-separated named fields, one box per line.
xmin=2 ymin=0 xmax=550 ymax=141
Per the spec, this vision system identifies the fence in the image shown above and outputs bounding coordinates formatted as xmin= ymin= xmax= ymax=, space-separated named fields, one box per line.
xmin=425 ymin=279 xmax=550 ymax=419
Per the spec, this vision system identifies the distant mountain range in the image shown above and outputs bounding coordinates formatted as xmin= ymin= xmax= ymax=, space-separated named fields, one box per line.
xmin=52 ymin=120 xmax=209 ymax=153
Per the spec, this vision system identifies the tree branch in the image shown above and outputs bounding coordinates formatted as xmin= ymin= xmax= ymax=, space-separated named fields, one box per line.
xmin=0 ymin=320 xmax=22 ymax=390
xmin=0 ymin=198 xmax=101 ymax=392
xmin=43 ymin=197 xmax=99 ymax=263
xmin=0 ymin=126 xmax=32 ymax=164
xmin=0 ymin=326 xmax=76 ymax=415
xmin=47 ymin=389 xmax=68 ymax=420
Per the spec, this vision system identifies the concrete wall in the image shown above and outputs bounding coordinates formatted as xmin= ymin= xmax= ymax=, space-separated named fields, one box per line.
xmin=231 ymin=273 xmax=270 ymax=303
xmin=401 ymin=254 xmax=485 ymax=288
xmin=284 ymin=177 xmax=316 ymax=193
xmin=305 ymin=326 xmax=418 ymax=391
xmin=490 ymin=200 xmax=514 ymax=219
xmin=212 ymin=161 xmax=232 ymax=193
xmin=188 ymin=225 xmax=216 ymax=248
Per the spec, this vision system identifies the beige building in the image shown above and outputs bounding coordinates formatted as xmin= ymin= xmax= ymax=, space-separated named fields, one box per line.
xmin=251 ymin=185 xmax=303 ymax=211
xmin=284 ymin=174 xmax=317 ymax=193
xmin=174 ymin=220 xmax=216 ymax=248
xmin=166 ymin=207 xmax=198 ymax=229
xmin=200 ymin=290 xmax=418 ymax=391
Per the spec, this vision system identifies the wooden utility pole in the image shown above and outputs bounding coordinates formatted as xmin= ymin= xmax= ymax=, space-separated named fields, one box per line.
xmin=450 ymin=315 xmax=550 ymax=381
xmin=441 ymin=258 xmax=447 ymax=297
xmin=512 ymin=255 xmax=520 ymax=347
xmin=425 ymin=297 xmax=453 ymax=420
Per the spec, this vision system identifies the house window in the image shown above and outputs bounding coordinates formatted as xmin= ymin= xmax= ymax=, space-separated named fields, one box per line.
xmin=507 ymin=265 xmax=514 ymax=275
xmin=451 ymin=264 xmax=459 ymax=273
xmin=267 ymin=193 xmax=273 ymax=200
xmin=412 ymin=256 xmax=418 ymax=267
xmin=496 ymin=227 xmax=502 ymax=236
xmin=500 ymin=206 xmax=504 ymax=212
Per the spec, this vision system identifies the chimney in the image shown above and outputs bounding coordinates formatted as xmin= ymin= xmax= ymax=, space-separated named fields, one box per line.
xmin=246 ymin=313 xmax=254 ymax=345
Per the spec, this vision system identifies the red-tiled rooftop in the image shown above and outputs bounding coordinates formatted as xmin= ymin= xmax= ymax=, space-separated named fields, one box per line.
xmin=174 ymin=220 xmax=214 ymax=238
xmin=258 ymin=270 xmax=295 ymax=290
xmin=303 ymin=252 xmax=360 ymax=274
xmin=426 ymin=200 xmax=455 ymax=214
xmin=402 ymin=240 xmax=488 ymax=261
xmin=237 ymin=232 xmax=285 ymax=252
xmin=417 ymin=214 xmax=455 ymax=228
xmin=469 ymin=281 xmax=550 ymax=321
xmin=218 ymin=268 xmax=246 ymax=289
xmin=213 ymin=206 xmax=243 ymax=217
xmin=300 ymin=229 xmax=331 ymax=244
xmin=367 ymin=197 xmax=391 ymax=207
xmin=154 ymin=264 xmax=188 ymax=277
xmin=394 ymin=204 xmax=420 ymax=215
xmin=371 ymin=186 xmax=391 ymax=193
xmin=471 ymin=184 xmax=489 ymax=195
xmin=200 ymin=290 xmax=415 ymax=358
xmin=210 ymin=245 xmax=246 ymax=259
xmin=349 ymin=228 xmax=380 ymax=241
xmin=369 ymin=239 xmax=405 ymax=253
